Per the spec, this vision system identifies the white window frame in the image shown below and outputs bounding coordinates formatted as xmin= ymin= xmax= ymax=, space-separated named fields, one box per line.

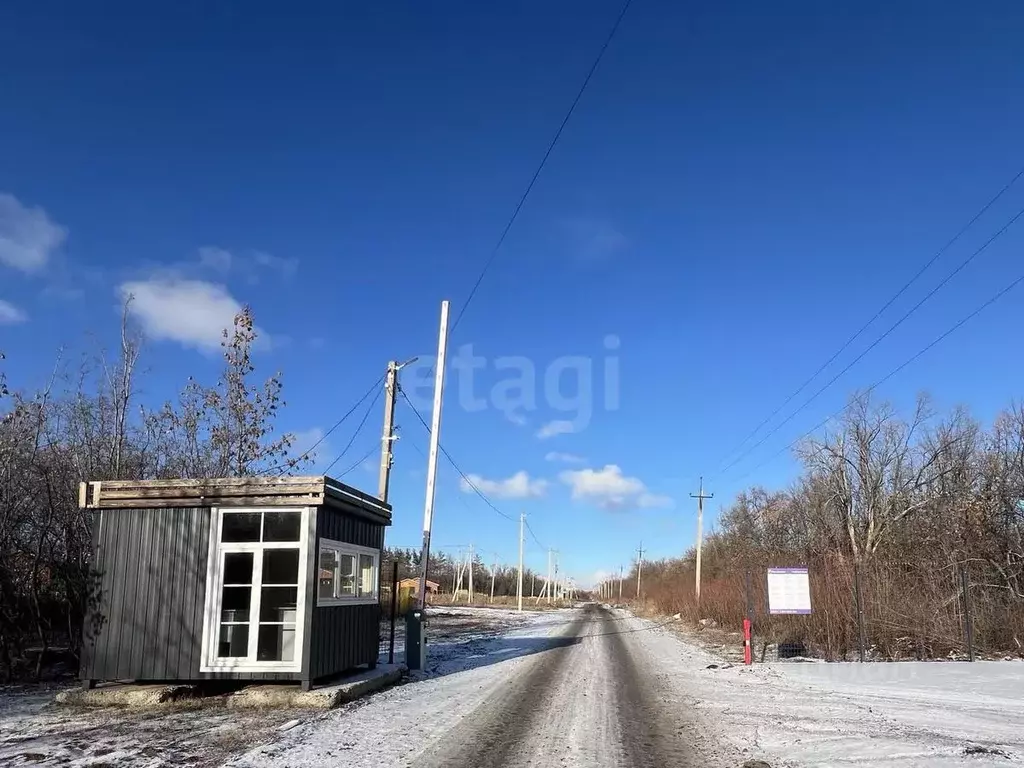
xmin=317 ymin=539 xmax=380 ymax=607
xmin=200 ymin=506 xmax=310 ymax=674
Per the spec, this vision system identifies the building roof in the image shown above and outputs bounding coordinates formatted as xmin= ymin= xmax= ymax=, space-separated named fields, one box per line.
xmin=78 ymin=475 xmax=392 ymax=525
xmin=397 ymin=578 xmax=439 ymax=589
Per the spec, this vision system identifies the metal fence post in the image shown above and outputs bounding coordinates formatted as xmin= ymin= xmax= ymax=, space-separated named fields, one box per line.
xmin=854 ymin=562 xmax=866 ymax=662
xmin=961 ymin=563 xmax=974 ymax=662
xmin=389 ymin=560 xmax=399 ymax=665
xmin=743 ymin=569 xmax=754 ymax=665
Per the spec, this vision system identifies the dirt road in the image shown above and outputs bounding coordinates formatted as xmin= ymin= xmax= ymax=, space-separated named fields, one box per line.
xmin=237 ymin=604 xmax=735 ymax=768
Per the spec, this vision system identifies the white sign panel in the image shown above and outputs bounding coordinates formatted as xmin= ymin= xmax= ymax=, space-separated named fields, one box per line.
xmin=767 ymin=567 xmax=811 ymax=614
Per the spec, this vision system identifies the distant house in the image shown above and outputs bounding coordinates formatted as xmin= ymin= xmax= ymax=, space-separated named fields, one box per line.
xmin=397 ymin=578 xmax=439 ymax=597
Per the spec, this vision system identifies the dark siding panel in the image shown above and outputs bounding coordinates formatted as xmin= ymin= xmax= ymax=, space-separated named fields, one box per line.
xmin=83 ymin=507 xmax=211 ymax=682
xmin=318 ymin=507 xmax=383 ymax=548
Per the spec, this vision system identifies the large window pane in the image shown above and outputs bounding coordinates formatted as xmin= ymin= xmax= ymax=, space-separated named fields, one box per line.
xmin=358 ymin=554 xmax=375 ymax=598
xmin=262 ymin=549 xmax=299 ymax=585
xmin=257 ymin=624 xmax=295 ymax=662
xmin=223 ymin=552 xmax=253 ymax=585
xmin=222 ymin=513 xmax=261 ymax=542
xmin=260 ymin=587 xmax=298 ymax=622
xmin=338 ymin=554 xmax=355 ymax=596
xmin=263 ymin=511 xmax=301 ymax=542
xmin=319 ymin=549 xmax=338 ymax=600
xmin=217 ymin=624 xmax=249 ymax=657
xmin=220 ymin=586 xmax=252 ymax=622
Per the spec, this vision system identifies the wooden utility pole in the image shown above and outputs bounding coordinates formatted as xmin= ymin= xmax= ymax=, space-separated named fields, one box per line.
xmin=417 ymin=300 xmax=450 ymax=609
xmin=636 ymin=542 xmax=645 ymax=599
xmin=517 ymin=513 xmax=525 ymax=612
xmin=690 ymin=476 xmax=714 ymax=608
xmin=377 ymin=361 xmax=399 ymax=503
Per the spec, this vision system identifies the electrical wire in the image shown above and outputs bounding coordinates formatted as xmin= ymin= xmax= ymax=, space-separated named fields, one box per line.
xmin=322 ymin=385 xmax=383 ymax=474
xmin=448 ymin=0 xmax=633 ymax=336
xmin=334 ymin=443 xmax=381 ymax=479
xmin=723 ymin=266 xmax=1024 ymax=486
xmin=715 ymin=163 xmax=1024 ymax=473
xmin=272 ymin=373 xmax=385 ymax=474
xmin=400 ymin=390 xmax=518 ymax=524
xmin=717 ymin=201 xmax=1024 ymax=478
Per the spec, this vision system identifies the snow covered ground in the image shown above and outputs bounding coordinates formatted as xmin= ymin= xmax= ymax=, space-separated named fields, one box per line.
xmin=620 ymin=609 xmax=1024 ymax=767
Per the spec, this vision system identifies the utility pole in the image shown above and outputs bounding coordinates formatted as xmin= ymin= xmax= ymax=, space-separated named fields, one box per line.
xmin=531 ymin=572 xmax=536 ymax=599
xmin=377 ymin=361 xmax=399 ymax=503
xmin=636 ymin=542 xmax=645 ymax=599
xmin=490 ymin=554 xmax=497 ymax=603
xmin=690 ymin=476 xmax=714 ymax=608
xmin=517 ymin=513 xmax=525 ymax=612
xmin=468 ymin=543 xmax=475 ymax=605
xmin=417 ymin=300 xmax=450 ymax=609
xmin=618 ymin=565 xmax=623 ymax=601
xmin=546 ymin=549 xmax=553 ymax=605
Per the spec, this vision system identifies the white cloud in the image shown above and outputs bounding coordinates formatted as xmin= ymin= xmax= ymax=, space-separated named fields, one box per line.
xmin=196 ymin=246 xmax=297 ymax=280
xmin=559 ymin=464 xmax=672 ymax=511
xmin=0 ymin=193 xmax=67 ymax=273
xmin=197 ymin=246 xmax=232 ymax=272
xmin=0 ymin=300 xmax=27 ymax=325
xmin=460 ymin=470 xmax=548 ymax=499
xmin=118 ymin=277 xmax=260 ymax=352
xmin=536 ymin=420 xmax=575 ymax=440
xmin=545 ymin=451 xmax=586 ymax=464
xmin=506 ymin=412 xmax=527 ymax=426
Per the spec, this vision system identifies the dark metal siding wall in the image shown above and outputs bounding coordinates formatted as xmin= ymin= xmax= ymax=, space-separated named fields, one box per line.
xmin=308 ymin=506 xmax=385 ymax=680
xmin=82 ymin=507 xmax=297 ymax=683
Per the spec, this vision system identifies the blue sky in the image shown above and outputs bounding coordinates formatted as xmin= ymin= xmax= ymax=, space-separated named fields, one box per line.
xmin=3 ymin=1 xmax=1024 ymax=586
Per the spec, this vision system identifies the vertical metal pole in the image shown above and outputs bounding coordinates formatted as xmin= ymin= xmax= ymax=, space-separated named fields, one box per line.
xmin=961 ymin=564 xmax=975 ymax=662
xmin=490 ymin=556 xmax=496 ymax=603
xmin=546 ymin=549 xmax=553 ymax=605
xmin=388 ymin=560 xmax=399 ymax=664
xmin=418 ymin=300 xmax=450 ymax=609
xmin=854 ymin=562 xmax=866 ymax=663
xmin=468 ymin=543 xmax=474 ymax=605
xmin=517 ymin=513 xmax=525 ymax=612
xmin=377 ymin=361 xmax=398 ymax=502
xmin=618 ymin=565 xmax=623 ymax=601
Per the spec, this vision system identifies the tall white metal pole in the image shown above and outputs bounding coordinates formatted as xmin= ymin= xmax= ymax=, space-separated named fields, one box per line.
xmin=468 ymin=543 xmax=474 ymax=604
xmin=517 ymin=513 xmax=525 ymax=612
xmin=417 ymin=300 xmax=450 ymax=609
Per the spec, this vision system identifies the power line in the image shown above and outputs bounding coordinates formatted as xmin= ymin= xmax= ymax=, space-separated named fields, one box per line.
xmin=400 ymin=390 xmax=517 ymax=523
xmin=273 ymin=373 xmax=385 ymax=474
xmin=448 ymin=0 xmax=633 ymax=336
xmin=724 ymin=266 xmax=1024 ymax=486
xmin=716 ymin=163 xmax=1024 ymax=473
xmin=717 ymin=201 xmax=1024 ymax=478
xmin=323 ymin=385 xmax=383 ymax=474
xmin=333 ymin=443 xmax=379 ymax=479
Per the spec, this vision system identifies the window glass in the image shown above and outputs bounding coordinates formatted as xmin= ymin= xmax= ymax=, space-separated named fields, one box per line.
xmin=338 ymin=554 xmax=356 ymax=596
xmin=260 ymin=587 xmax=298 ymax=622
xmin=220 ymin=586 xmax=251 ymax=622
xmin=222 ymin=512 xmax=261 ymax=542
xmin=263 ymin=511 xmax=301 ymax=542
xmin=257 ymin=624 xmax=295 ymax=662
xmin=262 ymin=549 xmax=299 ymax=585
xmin=223 ymin=552 xmax=253 ymax=585
xmin=318 ymin=549 xmax=338 ymax=600
xmin=359 ymin=554 xmax=376 ymax=598
xmin=218 ymin=624 xmax=249 ymax=657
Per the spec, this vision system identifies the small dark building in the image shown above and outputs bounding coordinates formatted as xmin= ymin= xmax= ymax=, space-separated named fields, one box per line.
xmin=78 ymin=475 xmax=391 ymax=690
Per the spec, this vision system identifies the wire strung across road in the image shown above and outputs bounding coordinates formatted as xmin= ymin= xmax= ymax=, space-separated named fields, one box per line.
xmin=272 ymin=373 xmax=385 ymax=474
xmin=399 ymin=390 xmax=516 ymax=522
xmin=716 ymin=200 xmax=1024 ymax=479
xmin=714 ymin=162 xmax=1024 ymax=476
xmin=722 ymin=266 xmax=1024 ymax=487
xmin=322 ymin=385 xmax=383 ymax=475
xmin=448 ymin=0 xmax=633 ymax=337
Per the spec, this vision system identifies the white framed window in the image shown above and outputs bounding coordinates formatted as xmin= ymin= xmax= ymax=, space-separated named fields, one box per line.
xmin=200 ymin=507 xmax=310 ymax=673
xmin=317 ymin=540 xmax=379 ymax=606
